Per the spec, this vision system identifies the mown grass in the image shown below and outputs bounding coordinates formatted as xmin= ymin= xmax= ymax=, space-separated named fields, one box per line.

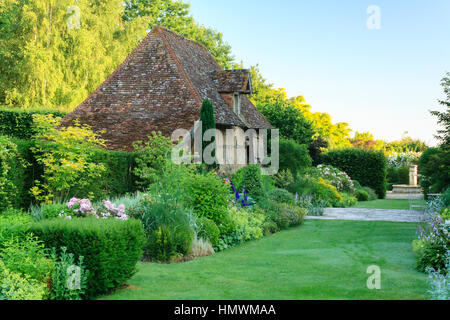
xmin=353 ymin=199 xmax=425 ymax=210
xmin=101 ymin=220 xmax=427 ymax=300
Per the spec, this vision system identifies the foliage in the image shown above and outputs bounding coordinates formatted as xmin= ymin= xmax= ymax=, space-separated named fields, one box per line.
xmin=0 ymin=136 xmax=26 ymax=211
xmin=356 ymin=189 xmax=369 ymax=201
xmin=30 ymin=217 xmax=145 ymax=298
xmin=260 ymin=201 xmax=306 ymax=230
xmin=184 ymin=171 xmax=229 ymax=223
xmin=133 ymin=131 xmax=173 ymax=188
xmin=216 ymin=207 xmax=265 ymax=251
xmin=425 ymin=251 xmax=449 ymax=300
xmin=279 ymin=138 xmax=312 ymax=176
xmin=387 ymin=151 xmax=421 ymax=168
xmin=429 ymin=72 xmax=450 ymax=148
xmin=49 ymin=247 xmax=88 ymax=300
xmin=288 ymin=175 xmax=342 ymax=207
xmin=0 ymin=234 xmax=54 ymax=286
xmin=0 ymin=0 xmax=150 ymax=110
xmin=31 ymin=114 xmax=106 ymax=203
xmin=190 ymin=236 xmax=215 ymax=258
xmin=321 ymin=148 xmax=387 ymax=198
xmin=0 ymin=260 xmax=47 ymax=300
xmin=267 ymin=188 xmax=294 ymax=204
xmin=197 ymin=217 xmax=220 ymax=247
xmin=200 ymin=99 xmax=216 ymax=166
xmin=0 ymin=213 xmax=33 ymax=249
xmin=258 ymin=102 xmax=314 ymax=145
xmin=273 ymin=169 xmax=294 ymax=190
xmin=0 ymin=108 xmax=67 ymax=139
xmin=418 ymin=147 xmax=450 ymax=194
xmin=349 ymin=131 xmax=384 ymax=151
xmin=337 ymin=193 xmax=358 ymax=208
xmin=308 ymin=136 xmax=329 ymax=166
xmin=39 ymin=204 xmax=66 ymax=220
xmin=315 ymin=164 xmax=355 ymax=193
xmin=295 ymin=194 xmax=326 ymax=216
xmin=147 ymin=222 xmax=193 ymax=262
xmin=233 ymin=165 xmax=265 ymax=200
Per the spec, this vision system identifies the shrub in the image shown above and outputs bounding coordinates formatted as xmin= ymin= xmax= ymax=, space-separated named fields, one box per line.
xmin=273 ymin=169 xmax=294 ymax=190
xmin=40 ymin=204 xmax=66 ymax=220
xmin=146 ymin=222 xmax=193 ymax=262
xmin=279 ymin=138 xmax=312 ymax=176
xmin=295 ymin=195 xmax=326 ymax=216
xmin=0 ymin=108 xmax=67 ymax=139
xmin=260 ymin=201 xmax=306 ymax=229
xmin=363 ymin=187 xmax=378 ymax=200
xmin=356 ymin=189 xmax=369 ymax=201
xmin=233 ymin=165 xmax=265 ymax=199
xmin=49 ymin=247 xmax=88 ymax=300
xmin=31 ymin=114 xmax=106 ymax=203
xmin=0 ymin=136 xmax=27 ymax=211
xmin=185 ymin=171 xmax=229 ymax=223
xmin=0 ymin=213 xmax=33 ymax=249
xmin=0 ymin=260 xmax=48 ymax=300
xmin=0 ymin=235 xmax=54 ymax=284
xmin=337 ymin=193 xmax=358 ymax=208
xmin=197 ymin=217 xmax=220 ymax=246
xmin=419 ymin=147 xmax=450 ymax=194
xmin=321 ymin=148 xmax=387 ymax=198
xmin=216 ymin=207 xmax=265 ymax=251
xmin=315 ymin=164 xmax=355 ymax=193
xmin=30 ymin=217 xmax=145 ymax=298
xmin=397 ymin=166 xmax=410 ymax=185
xmin=262 ymin=220 xmax=279 ymax=235
xmin=267 ymin=188 xmax=294 ymax=204
xmin=133 ymin=131 xmax=173 ymax=188
xmin=289 ymin=176 xmax=342 ymax=207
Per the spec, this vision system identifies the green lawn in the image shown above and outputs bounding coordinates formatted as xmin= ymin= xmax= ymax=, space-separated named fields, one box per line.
xmin=101 ymin=220 xmax=427 ymax=300
xmin=353 ymin=199 xmax=425 ymax=210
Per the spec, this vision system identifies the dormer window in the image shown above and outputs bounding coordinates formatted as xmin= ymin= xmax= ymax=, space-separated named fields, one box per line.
xmin=234 ymin=93 xmax=240 ymax=114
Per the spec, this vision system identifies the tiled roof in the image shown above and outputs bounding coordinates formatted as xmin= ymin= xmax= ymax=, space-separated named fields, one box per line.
xmin=210 ymin=69 xmax=252 ymax=94
xmin=62 ymin=26 xmax=272 ymax=151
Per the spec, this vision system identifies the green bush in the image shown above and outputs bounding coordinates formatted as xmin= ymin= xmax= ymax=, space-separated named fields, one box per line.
xmin=0 ymin=213 xmax=33 ymax=249
xmin=197 ymin=217 xmax=220 ymax=246
xmin=289 ymin=176 xmax=342 ymax=207
xmin=0 ymin=108 xmax=67 ymax=139
xmin=397 ymin=166 xmax=410 ymax=185
xmin=233 ymin=165 xmax=265 ymax=199
xmin=279 ymin=138 xmax=312 ymax=176
xmin=419 ymin=147 xmax=450 ymax=194
xmin=260 ymin=201 xmax=306 ymax=230
xmin=146 ymin=223 xmax=193 ymax=262
xmin=0 ymin=234 xmax=54 ymax=285
xmin=267 ymin=188 xmax=294 ymax=204
xmin=0 ymin=260 xmax=48 ymax=300
xmin=363 ymin=186 xmax=378 ymax=201
xmin=30 ymin=217 xmax=145 ymax=298
xmin=40 ymin=204 xmax=66 ymax=220
xmin=321 ymin=148 xmax=387 ymax=198
xmin=337 ymin=193 xmax=358 ymax=207
xmin=356 ymin=189 xmax=369 ymax=201
xmin=185 ymin=171 xmax=229 ymax=223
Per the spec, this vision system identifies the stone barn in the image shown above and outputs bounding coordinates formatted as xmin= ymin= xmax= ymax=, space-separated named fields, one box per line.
xmin=63 ymin=26 xmax=272 ymax=167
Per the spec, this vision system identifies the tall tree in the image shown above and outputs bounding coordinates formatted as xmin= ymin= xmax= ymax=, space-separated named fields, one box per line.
xmin=0 ymin=0 xmax=149 ymax=110
xmin=200 ymin=99 xmax=216 ymax=166
xmin=430 ymin=72 xmax=450 ymax=148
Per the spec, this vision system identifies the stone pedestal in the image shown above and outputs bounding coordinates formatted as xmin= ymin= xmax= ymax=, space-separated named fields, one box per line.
xmin=409 ymin=165 xmax=418 ymax=186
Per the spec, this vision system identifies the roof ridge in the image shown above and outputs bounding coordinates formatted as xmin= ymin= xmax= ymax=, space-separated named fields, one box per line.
xmin=157 ymin=26 xmax=202 ymax=107
xmin=157 ymin=26 xmax=222 ymax=71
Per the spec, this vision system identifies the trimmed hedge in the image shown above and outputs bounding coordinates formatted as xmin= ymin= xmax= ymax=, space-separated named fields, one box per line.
xmin=321 ymin=148 xmax=387 ymax=198
xmin=7 ymin=139 xmax=139 ymax=208
xmin=0 ymin=108 xmax=67 ymax=139
xmin=30 ymin=217 xmax=145 ymax=298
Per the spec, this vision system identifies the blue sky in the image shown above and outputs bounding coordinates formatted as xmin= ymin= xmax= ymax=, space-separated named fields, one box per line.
xmin=188 ymin=0 xmax=450 ymax=145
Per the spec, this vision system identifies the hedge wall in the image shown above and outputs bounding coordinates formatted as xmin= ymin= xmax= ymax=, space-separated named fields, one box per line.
xmin=320 ymin=148 xmax=387 ymax=198
xmin=0 ymin=108 xmax=67 ymax=139
xmin=6 ymin=139 xmax=140 ymax=209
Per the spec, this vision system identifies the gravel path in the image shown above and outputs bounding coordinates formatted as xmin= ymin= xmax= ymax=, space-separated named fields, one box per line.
xmin=306 ymin=208 xmax=425 ymax=223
